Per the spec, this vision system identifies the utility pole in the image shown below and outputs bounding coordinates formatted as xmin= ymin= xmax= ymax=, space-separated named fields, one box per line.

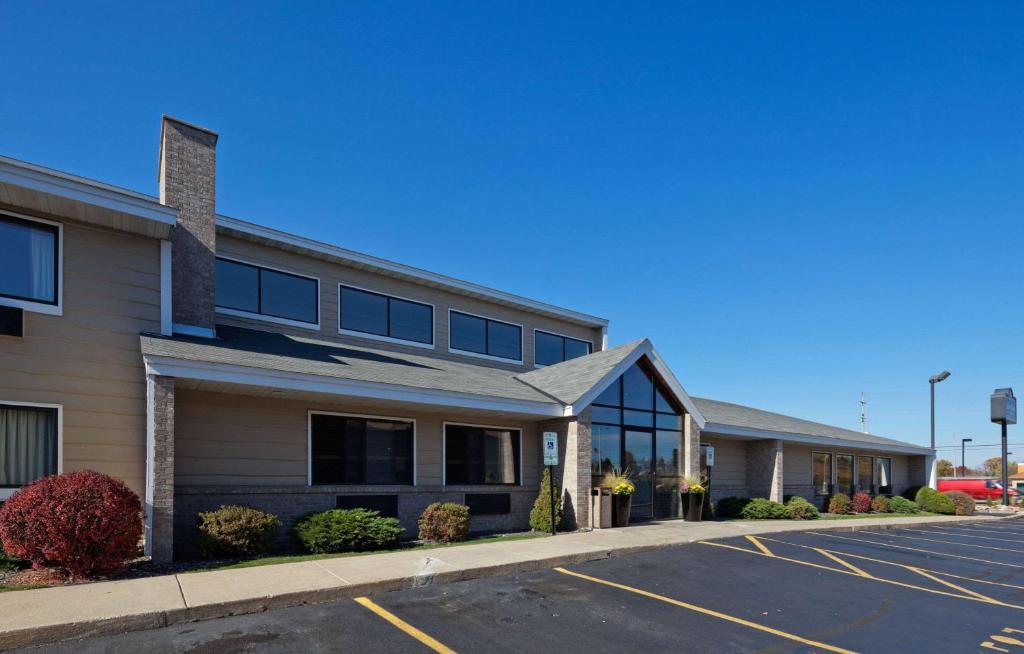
xmin=860 ymin=393 xmax=867 ymax=434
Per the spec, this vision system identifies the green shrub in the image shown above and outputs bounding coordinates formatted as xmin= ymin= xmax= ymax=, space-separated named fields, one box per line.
xmin=739 ymin=498 xmax=788 ymax=520
xmin=715 ymin=496 xmax=752 ymax=519
xmin=785 ymin=496 xmax=820 ymax=520
xmin=942 ymin=490 xmax=975 ymax=516
xmin=915 ymin=487 xmax=955 ymax=514
xmin=0 ymin=541 xmax=22 ymax=572
xmin=889 ymin=496 xmax=918 ymax=514
xmin=827 ymin=493 xmax=851 ymax=515
xmin=418 ymin=503 xmax=471 ymax=543
xmin=294 ymin=508 xmax=404 ymax=553
xmin=870 ymin=495 xmax=891 ymax=513
xmin=902 ymin=485 xmax=925 ymax=501
xmin=196 ymin=505 xmax=281 ymax=558
xmin=529 ymin=467 xmax=563 ymax=532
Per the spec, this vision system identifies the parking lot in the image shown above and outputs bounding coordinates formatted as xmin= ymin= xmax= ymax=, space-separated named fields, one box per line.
xmin=24 ymin=519 xmax=1024 ymax=653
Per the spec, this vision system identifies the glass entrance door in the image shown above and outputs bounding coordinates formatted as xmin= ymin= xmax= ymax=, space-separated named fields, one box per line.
xmin=624 ymin=430 xmax=654 ymax=519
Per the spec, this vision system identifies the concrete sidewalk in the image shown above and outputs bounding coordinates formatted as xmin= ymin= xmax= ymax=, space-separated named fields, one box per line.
xmin=0 ymin=514 xmax=1008 ymax=650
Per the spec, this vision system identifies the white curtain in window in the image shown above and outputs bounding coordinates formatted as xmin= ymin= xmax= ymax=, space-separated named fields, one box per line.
xmin=29 ymin=229 xmax=55 ymax=301
xmin=877 ymin=458 xmax=891 ymax=488
xmin=0 ymin=406 xmax=57 ymax=486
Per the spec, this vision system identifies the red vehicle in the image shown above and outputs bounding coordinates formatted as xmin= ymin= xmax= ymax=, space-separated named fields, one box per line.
xmin=937 ymin=478 xmax=1017 ymax=500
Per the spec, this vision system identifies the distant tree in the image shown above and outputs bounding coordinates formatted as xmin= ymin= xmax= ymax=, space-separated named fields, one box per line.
xmin=936 ymin=459 xmax=954 ymax=477
xmin=955 ymin=465 xmax=973 ymax=477
xmin=982 ymin=457 xmax=1017 ymax=478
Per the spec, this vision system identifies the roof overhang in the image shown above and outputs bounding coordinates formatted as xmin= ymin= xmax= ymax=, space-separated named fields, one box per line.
xmin=564 ymin=340 xmax=707 ymax=428
xmin=703 ymin=422 xmax=935 ymax=456
xmin=143 ymin=354 xmax=565 ymax=418
xmin=0 ymin=155 xmax=176 ymax=239
xmin=216 ymin=214 xmax=608 ymax=329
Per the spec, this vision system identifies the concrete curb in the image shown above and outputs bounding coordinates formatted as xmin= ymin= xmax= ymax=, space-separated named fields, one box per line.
xmin=3 ymin=514 xmax=1020 ymax=650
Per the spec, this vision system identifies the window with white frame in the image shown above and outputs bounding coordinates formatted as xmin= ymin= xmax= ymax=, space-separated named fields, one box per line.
xmin=339 ymin=285 xmax=433 ymax=345
xmin=534 ymin=330 xmax=592 ymax=366
xmin=449 ymin=311 xmax=521 ymax=362
xmin=876 ymin=457 xmax=892 ymax=494
xmin=0 ymin=404 xmax=58 ymax=489
xmin=215 ymin=257 xmax=319 ymax=325
xmin=444 ymin=424 xmax=521 ymax=485
xmin=0 ymin=213 xmax=60 ymax=309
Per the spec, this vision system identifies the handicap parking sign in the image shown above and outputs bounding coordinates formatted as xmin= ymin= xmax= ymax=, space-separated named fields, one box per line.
xmin=543 ymin=431 xmax=558 ymax=466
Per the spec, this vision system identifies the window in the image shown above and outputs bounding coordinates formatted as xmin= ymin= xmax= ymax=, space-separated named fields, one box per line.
xmin=812 ymin=452 xmax=832 ymax=496
xmin=836 ymin=453 xmax=855 ymax=495
xmin=876 ymin=457 xmax=892 ymax=493
xmin=0 ymin=404 xmax=58 ymax=489
xmin=339 ymin=286 xmax=433 ymax=345
xmin=857 ymin=456 xmax=874 ymax=492
xmin=215 ymin=258 xmax=319 ymax=325
xmin=0 ymin=213 xmax=60 ymax=308
xmin=534 ymin=330 xmax=592 ymax=366
xmin=309 ymin=413 xmax=414 ymax=485
xmin=444 ymin=424 xmax=521 ymax=485
xmin=449 ymin=311 xmax=522 ymax=362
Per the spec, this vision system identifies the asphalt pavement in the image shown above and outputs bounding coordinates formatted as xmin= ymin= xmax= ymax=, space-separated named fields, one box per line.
xmin=21 ymin=519 xmax=1024 ymax=653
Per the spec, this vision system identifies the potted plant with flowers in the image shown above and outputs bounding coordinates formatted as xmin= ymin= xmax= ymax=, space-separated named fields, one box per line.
xmin=681 ymin=476 xmax=706 ymax=522
xmin=601 ymin=470 xmax=635 ymax=527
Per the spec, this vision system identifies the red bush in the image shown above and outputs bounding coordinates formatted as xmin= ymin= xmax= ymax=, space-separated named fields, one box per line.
xmin=0 ymin=470 xmax=143 ymax=578
xmin=851 ymin=492 xmax=872 ymax=513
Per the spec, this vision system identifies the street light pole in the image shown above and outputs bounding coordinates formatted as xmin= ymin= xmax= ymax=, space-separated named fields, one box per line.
xmin=960 ymin=437 xmax=972 ymax=478
xmin=929 ymin=371 xmax=951 ymax=488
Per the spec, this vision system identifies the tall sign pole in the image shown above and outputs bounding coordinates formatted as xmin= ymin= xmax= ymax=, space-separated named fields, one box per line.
xmin=543 ymin=432 xmax=559 ymax=535
xmin=991 ymin=388 xmax=1017 ymax=506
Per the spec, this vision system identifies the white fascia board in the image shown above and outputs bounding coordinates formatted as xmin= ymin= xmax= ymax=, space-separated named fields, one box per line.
xmin=0 ymin=155 xmax=178 ymax=225
xmin=142 ymin=355 xmax=564 ymax=417
xmin=702 ymin=422 xmax=934 ymax=456
xmin=564 ymin=340 xmax=707 ymax=428
xmin=216 ymin=214 xmax=609 ymax=329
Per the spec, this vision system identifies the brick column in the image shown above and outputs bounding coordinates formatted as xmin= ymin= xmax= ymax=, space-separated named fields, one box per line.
xmin=747 ymin=439 xmax=784 ymax=502
xmin=538 ymin=409 xmax=592 ymax=530
xmin=683 ymin=413 xmax=701 ymax=479
xmin=146 ymin=375 xmax=175 ymax=562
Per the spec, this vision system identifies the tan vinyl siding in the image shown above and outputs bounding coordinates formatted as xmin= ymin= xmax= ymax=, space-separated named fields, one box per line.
xmin=174 ymin=389 xmax=542 ymax=488
xmin=0 ymin=219 xmax=161 ymax=496
xmin=783 ymin=443 xmax=915 ymax=499
xmin=214 ymin=233 xmax=603 ymax=369
xmin=701 ymin=435 xmax=748 ymax=500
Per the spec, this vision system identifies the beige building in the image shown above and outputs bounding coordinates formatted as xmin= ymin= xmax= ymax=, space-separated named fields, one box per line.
xmin=0 ymin=116 xmax=934 ymax=561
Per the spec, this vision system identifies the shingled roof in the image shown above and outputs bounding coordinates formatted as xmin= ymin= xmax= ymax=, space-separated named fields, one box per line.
xmin=515 ymin=339 xmax=645 ymax=405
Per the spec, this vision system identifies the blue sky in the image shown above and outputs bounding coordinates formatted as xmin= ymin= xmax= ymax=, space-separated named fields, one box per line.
xmin=2 ymin=2 xmax=1021 ymax=464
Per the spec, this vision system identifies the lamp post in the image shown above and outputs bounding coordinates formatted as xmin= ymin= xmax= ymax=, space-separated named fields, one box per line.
xmin=929 ymin=371 xmax=951 ymax=488
xmin=960 ymin=438 xmax=972 ymax=478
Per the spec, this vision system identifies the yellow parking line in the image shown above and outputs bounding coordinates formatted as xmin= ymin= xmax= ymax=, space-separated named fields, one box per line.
xmin=354 ymin=597 xmax=456 ymax=654
xmin=818 ymin=532 xmax=1023 ymax=568
xmin=698 ymin=540 xmax=1024 ymax=608
xmin=746 ymin=535 xmax=774 ymax=556
xmin=755 ymin=536 xmax=1024 ymax=591
xmin=814 ymin=548 xmax=871 ymax=577
xmin=851 ymin=530 xmax=1024 ymax=554
xmin=905 ymin=567 xmax=1000 ymax=604
xmin=553 ymin=567 xmax=857 ymax=654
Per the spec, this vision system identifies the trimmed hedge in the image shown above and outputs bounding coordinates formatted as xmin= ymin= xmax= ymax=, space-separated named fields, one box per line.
xmin=739 ymin=498 xmax=788 ymax=520
xmin=785 ymin=496 xmax=820 ymax=520
xmin=870 ymin=495 xmax=891 ymax=513
xmin=889 ymin=496 xmax=918 ymax=514
xmin=915 ymin=487 xmax=955 ymax=515
xmin=418 ymin=503 xmax=471 ymax=543
xmin=0 ymin=470 xmax=142 ymax=578
xmin=197 ymin=505 xmax=281 ymax=558
xmin=715 ymin=497 xmax=752 ymax=519
xmin=942 ymin=490 xmax=975 ymax=516
xmin=294 ymin=509 xmax=404 ymax=553
xmin=827 ymin=493 xmax=852 ymax=515
xmin=851 ymin=492 xmax=872 ymax=513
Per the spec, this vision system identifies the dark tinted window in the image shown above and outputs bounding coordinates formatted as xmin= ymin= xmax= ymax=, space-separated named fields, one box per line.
xmin=339 ymin=286 xmax=433 ymax=344
xmin=449 ymin=311 xmax=522 ymax=361
xmin=622 ymin=363 xmax=654 ymax=410
xmin=445 ymin=424 xmax=521 ymax=485
xmin=215 ymin=258 xmax=318 ymax=324
xmin=535 ymin=330 xmax=592 ymax=366
xmin=310 ymin=414 xmax=414 ymax=485
xmin=594 ymin=378 xmax=621 ymax=406
xmin=0 ymin=214 xmax=59 ymax=305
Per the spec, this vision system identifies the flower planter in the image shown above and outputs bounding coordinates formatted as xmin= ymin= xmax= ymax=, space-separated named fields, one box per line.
xmin=685 ymin=492 xmax=705 ymax=522
xmin=612 ymin=494 xmax=633 ymax=527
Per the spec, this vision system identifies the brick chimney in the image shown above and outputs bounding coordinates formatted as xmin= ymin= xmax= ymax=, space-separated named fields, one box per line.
xmin=158 ymin=116 xmax=218 ymax=337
